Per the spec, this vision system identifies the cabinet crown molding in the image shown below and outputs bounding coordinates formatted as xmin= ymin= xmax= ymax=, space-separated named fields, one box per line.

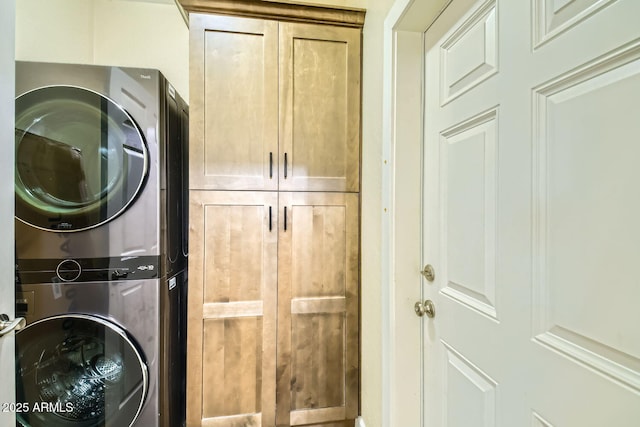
xmin=177 ymin=0 xmax=366 ymax=28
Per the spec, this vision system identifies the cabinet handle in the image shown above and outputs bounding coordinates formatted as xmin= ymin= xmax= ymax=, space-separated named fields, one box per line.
xmin=284 ymin=153 xmax=288 ymax=179
xmin=284 ymin=206 xmax=287 ymax=231
xmin=269 ymin=152 xmax=273 ymax=179
xmin=269 ymin=206 xmax=272 ymax=232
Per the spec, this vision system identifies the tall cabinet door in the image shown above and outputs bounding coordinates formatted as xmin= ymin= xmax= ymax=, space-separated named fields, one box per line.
xmin=190 ymin=14 xmax=279 ymax=190
xmin=276 ymin=192 xmax=360 ymax=426
xmin=279 ymin=23 xmax=361 ymax=193
xmin=188 ymin=191 xmax=278 ymax=427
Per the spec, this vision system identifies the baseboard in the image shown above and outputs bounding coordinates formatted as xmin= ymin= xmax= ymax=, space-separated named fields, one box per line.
xmin=355 ymin=416 xmax=366 ymax=427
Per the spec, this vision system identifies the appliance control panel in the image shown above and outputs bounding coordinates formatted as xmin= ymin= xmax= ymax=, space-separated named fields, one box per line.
xmin=16 ymin=256 xmax=160 ymax=284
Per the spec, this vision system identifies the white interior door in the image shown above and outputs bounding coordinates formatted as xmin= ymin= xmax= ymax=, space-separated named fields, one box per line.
xmin=0 ymin=0 xmax=16 ymax=424
xmin=421 ymin=0 xmax=640 ymax=425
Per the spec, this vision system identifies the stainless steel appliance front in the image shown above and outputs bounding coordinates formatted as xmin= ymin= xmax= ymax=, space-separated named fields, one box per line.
xmin=15 ymin=279 xmax=158 ymax=427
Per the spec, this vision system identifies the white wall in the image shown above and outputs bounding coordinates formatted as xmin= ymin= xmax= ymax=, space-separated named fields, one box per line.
xmin=0 ymin=0 xmax=16 ymax=424
xmin=15 ymin=0 xmax=189 ymax=102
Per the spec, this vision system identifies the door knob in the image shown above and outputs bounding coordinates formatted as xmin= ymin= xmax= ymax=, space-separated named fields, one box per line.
xmin=0 ymin=314 xmax=26 ymax=337
xmin=421 ymin=264 xmax=435 ymax=281
xmin=414 ymin=300 xmax=436 ymax=318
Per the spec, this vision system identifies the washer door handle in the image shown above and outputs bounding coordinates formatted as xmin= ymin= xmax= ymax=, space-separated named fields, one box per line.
xmin=0 ymin=314 xmax=26 ymax=337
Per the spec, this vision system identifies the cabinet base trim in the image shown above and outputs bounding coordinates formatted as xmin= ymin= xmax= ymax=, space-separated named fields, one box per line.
xmin=290 ymin=407 xmax=346 ymax=425
xmin=202 ymin=414 xmax=262 ymax=427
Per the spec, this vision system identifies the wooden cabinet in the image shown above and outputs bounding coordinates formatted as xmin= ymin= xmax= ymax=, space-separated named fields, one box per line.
xmin=278 ymin=23 xmax=361 ymax=192
xmin=189 ymin=16 xmax=279 ymax=191
xmin=276 ymin=193 xmax=360 ymax=426
xmin=188 ymin=192 xmax=359 ymax=427
xmin=187 ymin=191 xmax=278 ymax=426
xmin=183 ymin=2 xmax=364 ymax=426
xmin=189 ymin=12 xmax=361 ymax=193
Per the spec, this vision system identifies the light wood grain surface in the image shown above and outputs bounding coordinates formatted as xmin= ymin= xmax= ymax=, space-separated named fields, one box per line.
xmin=279 ymin=23 xmax=361 ymax=192
xmin=276 ymin=193 xmax=359 ymax=426
xmin=178 ymin=0 xmax=365 ymax=28
xmin=188 ymin=191 xmax=278 ymax=426
xmin=189 ymin=14 xmax=278 ymax=191
xmin=187 ymin=5 xmax=363 ymax=426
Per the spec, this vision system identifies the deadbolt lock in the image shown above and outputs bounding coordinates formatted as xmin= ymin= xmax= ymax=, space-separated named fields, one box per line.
xmin=414 ymin=300 xmax=436 ymax=318
xmin=421 ymin=264 xmax=435 ymax=282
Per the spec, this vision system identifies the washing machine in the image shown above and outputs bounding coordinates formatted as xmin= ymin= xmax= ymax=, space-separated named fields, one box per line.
xmin=15 ymin=273 xmax=187 ymax=427
xmin=14 ymin=62 xmax=188 ymax=427
xmin=15 ymin=278 xmax=157 ymax=427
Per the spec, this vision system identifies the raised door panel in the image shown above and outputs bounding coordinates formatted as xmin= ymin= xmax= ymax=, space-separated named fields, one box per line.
xmin=279 ymin=23 xmax=361 ymax=192
xmin=190 ymin=14 xmax=278 ymax=190
xmin=188 ymin=191 xmax=278 ymax=427
xmin=532 ymin=41 xmax=640 ymax=396
xmin=276 ymin=193 xmax=359 ymax=426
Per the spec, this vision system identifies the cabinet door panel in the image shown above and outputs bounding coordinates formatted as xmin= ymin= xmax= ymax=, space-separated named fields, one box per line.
xmin=188 ymin=191 xmax=277 ymax=427
xmin=277 ymin=193 xmax=359 ymax=426
xmin=202 ymin=317 xmax=262 ymax=418
xmin=279 ymin=23 xmax=361 ymax=192
xmin=190 ymin=14 xmax=278 ymax=190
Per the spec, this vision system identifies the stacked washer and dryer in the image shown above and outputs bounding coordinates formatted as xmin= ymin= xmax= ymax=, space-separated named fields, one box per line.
xmin=13 ymin=62 xmax=188 ymax=427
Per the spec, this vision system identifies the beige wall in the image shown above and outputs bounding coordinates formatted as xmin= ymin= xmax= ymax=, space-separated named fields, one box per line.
xmin=15 ymin=1 xmax=393 ymax=425
xmin=360 ymin=2 xmax=395 ymax=426
xmin=92 ymin=0 xmax=189 ymax=101
xmin=15 ymin=0 xmax=189 ymax=101
xmin=16 ymin=0 xmax=95 ymax=64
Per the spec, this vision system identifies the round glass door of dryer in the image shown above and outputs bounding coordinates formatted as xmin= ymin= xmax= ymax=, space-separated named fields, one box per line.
xmin=15 ymin=314 xmax=148 ymax=427
xmin=14 ymin=86 xmax=149 ymax=232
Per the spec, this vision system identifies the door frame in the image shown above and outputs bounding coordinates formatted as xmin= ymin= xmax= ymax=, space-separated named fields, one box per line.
xmin=381 ymin=1 xmax=450 ymax=426
xmin=0 ymin=0 xmax=16 ymax=423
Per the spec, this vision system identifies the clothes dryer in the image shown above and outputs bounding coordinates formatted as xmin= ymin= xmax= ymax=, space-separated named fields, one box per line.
xmin=14 ymin=61 xmax=188 ymax=278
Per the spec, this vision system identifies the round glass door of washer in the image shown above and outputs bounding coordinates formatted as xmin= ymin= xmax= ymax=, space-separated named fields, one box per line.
xmin=15 ymin=86 xmax=149 ymax=232
xmin=15 ymin=314 xmax=148 ymax=427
